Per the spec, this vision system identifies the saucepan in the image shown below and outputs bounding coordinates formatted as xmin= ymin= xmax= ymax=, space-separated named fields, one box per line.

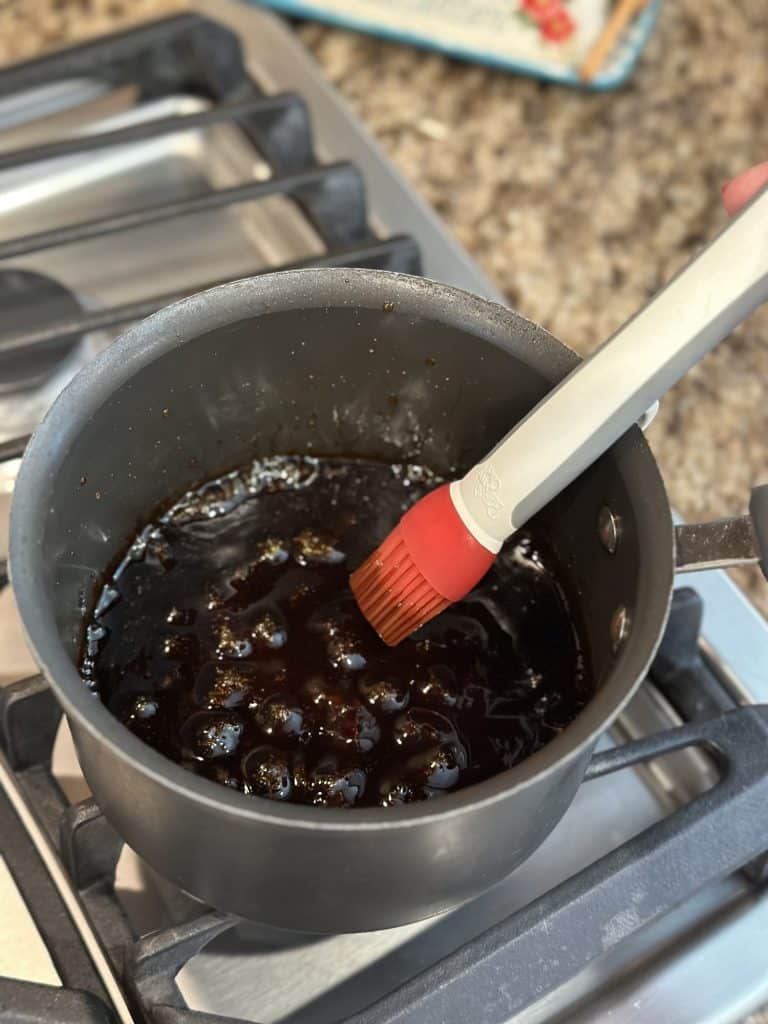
xmin=9 ymin=269 xmax=767 ymax=933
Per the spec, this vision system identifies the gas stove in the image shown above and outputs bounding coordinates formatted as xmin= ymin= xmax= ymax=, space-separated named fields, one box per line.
xmin=0 ymin=5 xmax=768 ymax=1024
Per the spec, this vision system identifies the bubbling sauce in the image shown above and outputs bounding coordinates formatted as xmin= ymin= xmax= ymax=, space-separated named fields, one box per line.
xmin=81 ymin=456 xmax=593 ymax=808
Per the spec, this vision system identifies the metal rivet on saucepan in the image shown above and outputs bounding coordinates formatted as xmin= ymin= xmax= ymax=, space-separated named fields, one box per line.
xmin=610 ymin=605 xmax=630 ymax=653
xmin=597 ymin=506 xmax=621 ymax=554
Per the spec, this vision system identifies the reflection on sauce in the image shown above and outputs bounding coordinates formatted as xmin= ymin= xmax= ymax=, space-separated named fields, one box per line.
xmin=81 ymin=456 xmax=592 ymax=808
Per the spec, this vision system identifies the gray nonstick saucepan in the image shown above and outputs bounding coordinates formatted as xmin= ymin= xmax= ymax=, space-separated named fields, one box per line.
xmin=9 ymin=267 xmax=767 ymax=933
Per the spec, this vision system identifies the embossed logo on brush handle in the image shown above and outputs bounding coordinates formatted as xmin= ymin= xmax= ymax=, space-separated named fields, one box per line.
xmin=472 ymin=463 xmax=504 ymax=519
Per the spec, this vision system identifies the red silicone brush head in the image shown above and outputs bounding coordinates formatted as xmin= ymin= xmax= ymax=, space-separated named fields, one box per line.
xmin=350 ymin=483 xmax=496 ymax=645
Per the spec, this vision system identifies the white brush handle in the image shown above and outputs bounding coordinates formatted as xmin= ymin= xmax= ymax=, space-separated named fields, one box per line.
xmin=453 ymin=183 xmax=768 ymax=552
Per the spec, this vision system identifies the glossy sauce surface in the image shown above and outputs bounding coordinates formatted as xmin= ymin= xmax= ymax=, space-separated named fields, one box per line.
xmin=82 ymin=456 xmax=593 ymax=808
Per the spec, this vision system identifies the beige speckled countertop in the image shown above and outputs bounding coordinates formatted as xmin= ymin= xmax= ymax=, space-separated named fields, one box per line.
xmin=1 ymin=0 xmax=767 ymax=616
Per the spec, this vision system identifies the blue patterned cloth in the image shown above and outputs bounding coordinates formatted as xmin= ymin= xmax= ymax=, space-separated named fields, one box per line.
xmin=250 ymin=0 xmax=662 ymax=90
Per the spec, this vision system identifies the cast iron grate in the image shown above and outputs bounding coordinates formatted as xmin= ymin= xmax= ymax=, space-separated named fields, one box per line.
xmin=2 ymin=582 xmax=768 ymax=1024
xmin=0 ymin=12 xmax=421 ymax=364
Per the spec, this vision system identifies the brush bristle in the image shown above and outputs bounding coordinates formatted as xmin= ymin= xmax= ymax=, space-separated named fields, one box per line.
xmin=350 ymin=528 xmax=449 ymax=645
xmin=351 ymin=483 xmax=498 ymax=645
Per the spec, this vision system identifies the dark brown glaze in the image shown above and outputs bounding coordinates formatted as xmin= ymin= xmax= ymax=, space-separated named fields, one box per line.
xmin=81 ymin=456 xmax=593 ymax=808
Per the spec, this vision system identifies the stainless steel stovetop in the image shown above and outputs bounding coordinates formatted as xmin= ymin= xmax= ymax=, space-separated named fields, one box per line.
xmin=0 ymin=4 xmax=767 ymax=1023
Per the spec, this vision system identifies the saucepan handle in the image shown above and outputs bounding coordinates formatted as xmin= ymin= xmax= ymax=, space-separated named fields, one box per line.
xmin=674 ymin=483 xmax=768 ymax=579
xmin=750 ymin=483 xmax=768 ymax=580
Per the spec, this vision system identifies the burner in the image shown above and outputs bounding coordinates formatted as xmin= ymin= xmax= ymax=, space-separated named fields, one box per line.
xmin=0 ymin=269 xmax=83 ymax=394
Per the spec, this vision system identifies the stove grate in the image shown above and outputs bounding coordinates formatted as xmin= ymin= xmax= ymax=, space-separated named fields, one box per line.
xmin=0 ymin=13 xmax=420 ymax=365
xmin=2 ymin=589 xmax=768 ymax=1024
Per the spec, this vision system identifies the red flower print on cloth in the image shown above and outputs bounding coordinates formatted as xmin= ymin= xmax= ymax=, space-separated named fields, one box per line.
xmin=520 ymin=0 xmax=561 ymax=17
xmin=540 ymin=8 xmax=576 ymax=42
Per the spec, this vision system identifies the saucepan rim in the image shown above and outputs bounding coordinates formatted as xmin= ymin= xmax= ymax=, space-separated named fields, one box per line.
xmin=9 ymin=268 xmax=674 ymax=831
